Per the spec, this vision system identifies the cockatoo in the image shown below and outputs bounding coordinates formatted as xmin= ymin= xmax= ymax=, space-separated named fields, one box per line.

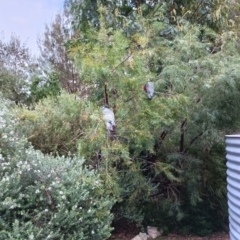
xmin=102 ymin=105 xmax=116 ymax=139
xmin=143 ymin=81 xmax=154 ymax=99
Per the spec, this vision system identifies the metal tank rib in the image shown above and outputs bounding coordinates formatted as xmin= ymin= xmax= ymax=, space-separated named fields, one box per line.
xmin=226 ymin=135 xmax=240 ymax=240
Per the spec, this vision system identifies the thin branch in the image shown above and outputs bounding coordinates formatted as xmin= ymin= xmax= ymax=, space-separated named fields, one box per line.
xmin=38 ymin=178 xmax=54 ymax=209
xmin=183 ymin=131 xmax=203 ymax=153
xmin=189 ymin=0 xmax=204 ymax=21
xmin=104 ymin=83 xmax=108 ymax=106
xmin=111 ymin=51 xmax=133 ymax=73
xmin=180 ymin=118 xmax=187 ymax=152
xmin=125 ymin=96 xmax=135 ymax=103
xmin=195 ymin=11 xmax=210 ymax=24
xmin=160 ymin=131 xmax=167 ymax=142
xmin=137 ymin=0 xmax=141 ymax=14
xmin=150 ymin=192 xmax=164 ymax=198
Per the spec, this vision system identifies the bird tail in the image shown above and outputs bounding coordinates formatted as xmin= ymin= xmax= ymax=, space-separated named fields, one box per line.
xmin=109 ymin=125 xmax=116 ymax=140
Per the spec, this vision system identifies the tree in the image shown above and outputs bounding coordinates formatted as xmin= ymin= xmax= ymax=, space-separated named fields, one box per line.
xmin=65 ymin=10 xmax=238 ymax=233
xmin=64 ymin=0 xmax=231 ymax=34
xmin=64 ymin=0 xmax=144 ymax=31
xmin=0 ymin=34 xmax=34 ymax=104
xmin=161 ymin=0 xmax=230 ymax=29
xmin=37 ymin=11 xmax=81 ymax=93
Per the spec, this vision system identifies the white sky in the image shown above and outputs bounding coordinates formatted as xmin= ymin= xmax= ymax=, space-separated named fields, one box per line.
xmin=0 ymin=0 xmax=64 ymax=56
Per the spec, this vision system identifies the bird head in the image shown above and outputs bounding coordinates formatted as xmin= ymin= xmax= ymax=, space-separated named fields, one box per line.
xmin=102 ymin=105 xmax=109 ymax=110
xmin=142 ymin=84 xmax=147 ymax=92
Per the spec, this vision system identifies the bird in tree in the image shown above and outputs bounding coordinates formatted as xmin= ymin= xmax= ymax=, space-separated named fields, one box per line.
xmin=143 ymin=81 xmax=154 ymax=99
xmin=102 ymin=105 xmax=116 ymax=139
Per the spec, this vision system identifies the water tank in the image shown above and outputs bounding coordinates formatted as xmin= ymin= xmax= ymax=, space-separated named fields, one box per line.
xmin=225 ymin=135 xmax=240 ymax=240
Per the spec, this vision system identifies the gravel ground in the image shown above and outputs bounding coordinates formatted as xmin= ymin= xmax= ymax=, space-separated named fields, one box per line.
xmin=109 ymin=232 xmax=229 ymax=240
xmin=108 ymin=220 xmax=229 ymax=240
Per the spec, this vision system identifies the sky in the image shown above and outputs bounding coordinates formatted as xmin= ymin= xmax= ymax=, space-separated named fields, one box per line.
xmin=0 ymin=0 xmax=64 ymax=56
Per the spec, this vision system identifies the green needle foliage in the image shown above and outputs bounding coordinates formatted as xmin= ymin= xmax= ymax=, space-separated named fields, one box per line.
xmin=65 ymin=7 xmax=240 ymax=234
xmin=15 ymin=1 xmax=240 ymax=236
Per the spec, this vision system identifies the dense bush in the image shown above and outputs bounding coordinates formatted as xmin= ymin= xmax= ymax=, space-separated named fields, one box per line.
xmin=0 ymin=97 xmax=116 ymax=240
xmin=16 ymin=92 xmax=96 ymax=156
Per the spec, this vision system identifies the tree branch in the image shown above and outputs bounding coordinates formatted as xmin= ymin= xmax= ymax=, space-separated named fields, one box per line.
xmin=104 ymin=83 xmax=109 ymax=106
xmin=180 ymin=118 xmax=187 ymax=152
xmin=160 ymin=131 xmax=167 ymax=142
xmin=111 ymin=51 xmax=133 ymax=73
xmin=189 ymin=0 xmax=204 ymax=22
xmin=183 ymin=131 xmax=203 ymax=153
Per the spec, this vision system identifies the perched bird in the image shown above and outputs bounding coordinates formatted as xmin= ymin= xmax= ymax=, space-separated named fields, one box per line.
xmin=143 ymin=81 xmax=154 ymax=99
xmin=102 ymin=105 xmax=116 ymax=139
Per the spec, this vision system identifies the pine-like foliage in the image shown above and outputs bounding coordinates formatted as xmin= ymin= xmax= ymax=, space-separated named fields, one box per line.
xmin=65 ymin=6 xmax=240 ymax=233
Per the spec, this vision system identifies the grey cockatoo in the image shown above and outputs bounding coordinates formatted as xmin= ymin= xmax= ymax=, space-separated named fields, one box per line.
xmin=102 ymin=105 xmax=116 ymax=139
xmin=143 ymin=81 xmax=154 ymax=99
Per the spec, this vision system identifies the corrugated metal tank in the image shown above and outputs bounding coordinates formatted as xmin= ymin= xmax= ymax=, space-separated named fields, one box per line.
xmin=225 ymin=135 xmax=240 ymax=240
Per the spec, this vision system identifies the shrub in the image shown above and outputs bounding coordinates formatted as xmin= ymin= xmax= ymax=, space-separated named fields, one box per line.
xmin=16 ymin=92 xmax=95 ymax=156
xmin=28 ymin=71 xmax=61 ymax=103
xmin=0 ymin=97 xmax=116 ymax=240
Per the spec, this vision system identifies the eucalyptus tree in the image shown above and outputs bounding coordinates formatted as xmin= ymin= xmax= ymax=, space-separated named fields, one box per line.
xmin=37 ymin=11 xmax=81 ymax=93
xmin=0 ymin=35 xmax=33 ymax=104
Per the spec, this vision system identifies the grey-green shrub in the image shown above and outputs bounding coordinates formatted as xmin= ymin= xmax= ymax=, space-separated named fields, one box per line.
xmin=16 ymin=92 xmax=96 ymax=156
xmin=0 ymin=96 xmax=116 ymax=240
